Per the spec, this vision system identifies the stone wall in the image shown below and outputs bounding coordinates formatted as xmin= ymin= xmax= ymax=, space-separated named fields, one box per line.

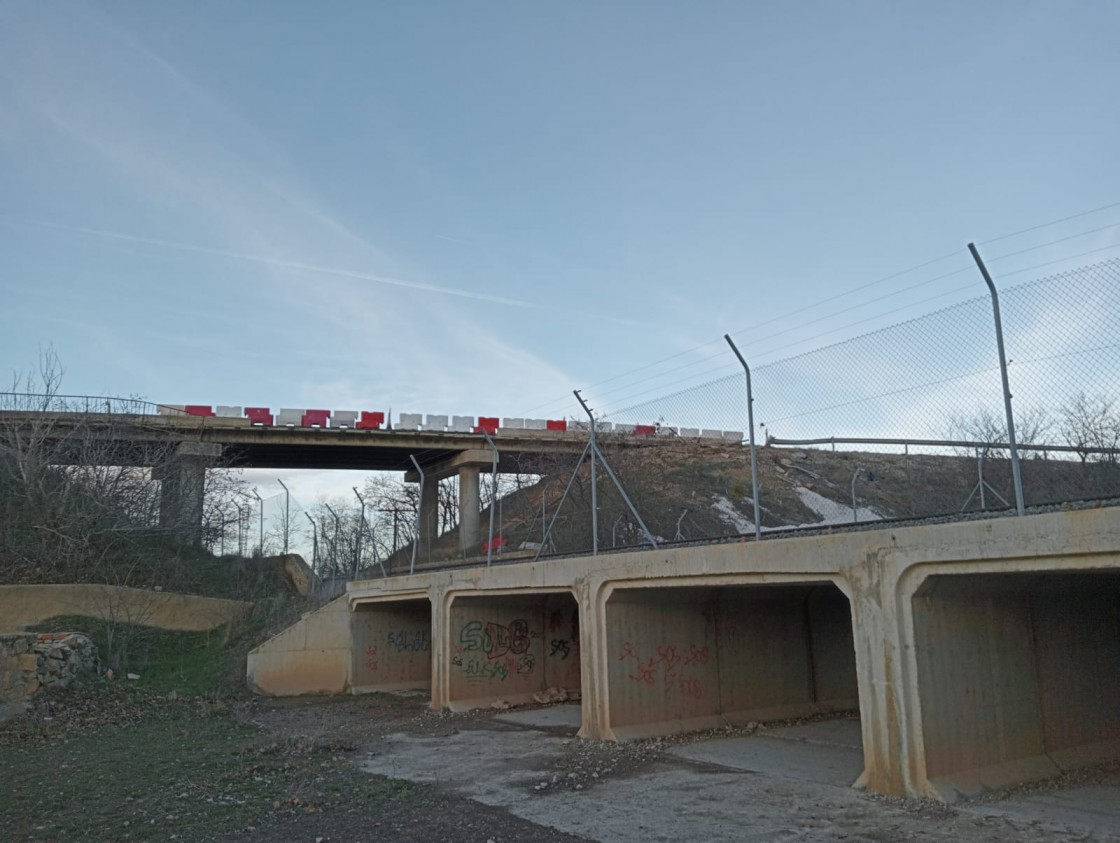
xmin=0 ymin=633 xmax=100 ymax=703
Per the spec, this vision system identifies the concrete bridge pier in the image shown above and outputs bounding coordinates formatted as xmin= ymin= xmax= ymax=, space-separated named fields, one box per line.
xmin=153 ymin=442 xmax=222 ymax=545
xmin=407 ymin=450 xmax=493 ymax=560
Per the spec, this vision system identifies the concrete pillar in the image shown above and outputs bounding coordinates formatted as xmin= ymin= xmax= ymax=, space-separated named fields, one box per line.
xmin=458 ymin=465 xmax=481 ymax=552
xmin=154 ymin=443 xmax=221 ymax=545
xmin=417 ymin=476 xmax=439 ymax=563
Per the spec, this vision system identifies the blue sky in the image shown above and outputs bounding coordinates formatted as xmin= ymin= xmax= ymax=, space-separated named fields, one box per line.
xmin=2 ymin=1 xmax=1118 ymax=506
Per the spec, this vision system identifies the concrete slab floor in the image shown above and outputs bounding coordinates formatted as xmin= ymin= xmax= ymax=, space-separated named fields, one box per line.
xmin=960 ymin=781 xmax=1120 ymax=840
xmin=667 ymin=718 xmax=866 ymax=788
xmin=360 ymin=717 xmax=1120 ymax=842
xmin=495 ymin=704 xmax=582 ymax=730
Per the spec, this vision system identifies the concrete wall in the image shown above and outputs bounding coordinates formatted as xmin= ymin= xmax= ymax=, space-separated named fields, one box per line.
xmin=446 ymin=592 xmax=580 ymax=710
xmin=351 ymin=598 xmax=432 ymax=692
xmin=605 ymin=584 xmax=857 ymax=739
xmin=249 ymin=504 xmax=1120 ymax=801
xmin=0 ymin=584 xmax=251 ymax=633
xmin=246 ymin=596 xmax=351 ymax=695
xmin=912 ymin=571 xmax=1120 ymax=799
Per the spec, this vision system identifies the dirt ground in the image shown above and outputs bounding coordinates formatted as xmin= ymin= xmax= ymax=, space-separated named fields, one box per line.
xmin=5 ymin=687 xmax=1119 ymax=842
xmin=242 ymin=693 xmax=1120 ymax=843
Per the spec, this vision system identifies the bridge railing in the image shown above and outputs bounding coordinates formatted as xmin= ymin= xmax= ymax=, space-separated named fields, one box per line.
xmin=0 ymin=392 xmax=185 ymax=417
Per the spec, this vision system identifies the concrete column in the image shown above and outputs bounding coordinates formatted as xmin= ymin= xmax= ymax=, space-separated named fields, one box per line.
xmin=847 ymin=557 xmax=913 ymax=796
xmin=155 ymin=443 xmax=220 ymax=545
xmin=458 ymin=465 xmax=481 ymax=552
xmin=417 ymin=476 xmax=439 ymax=562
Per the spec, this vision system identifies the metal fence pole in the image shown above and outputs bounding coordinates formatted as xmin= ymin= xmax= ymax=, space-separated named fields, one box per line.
xmin=573 ymin=390 xmax=598 ymax=555
xmin=481 ymin=429 xmax=499 ymax=566
xmin=303 ymin=512 xmax=318 ymax=572
xmin=324 ymin=502 xmax=342 ymax=575
xmin=252 ymin=490 xmax=264 ymax=554
xmin=725 ymin=335 xmax=762 ymax=540
xmin=277 ymin=479 xmax=291 ymax=553
xmin=968 ymin=243 xmax=1025 ymax=515
xmin=352 ymin=487 xmax=366 ymax=577
xmin=408 ymin=455 xmax=425 ymax=575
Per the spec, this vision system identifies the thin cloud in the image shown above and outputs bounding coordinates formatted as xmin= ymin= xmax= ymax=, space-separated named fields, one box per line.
xmin=13 ymin=219 xmax=538 ymax=308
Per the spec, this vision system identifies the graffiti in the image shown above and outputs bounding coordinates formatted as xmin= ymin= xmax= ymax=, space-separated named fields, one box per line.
xmin=387 ymin=629 xmax=431 ymax=653
xmin=549 ymin=639 xmax=572 ymax=659
xmin=619 ymin=640 xmax=708 ymax=699
xmin=684 ymin=644 xmax=710 ymax=666
xmin=364 ymin=644 xmax=379 ymax=673
xmin=451 ymin=655 xmax=463 ymax=667
xmin=459 ymin=619 xmax=531 ymax=660
xmin=678 ymin=678 xmax=703 ymax=699
xmin=464 ymin=658 xmax=508 ymax=682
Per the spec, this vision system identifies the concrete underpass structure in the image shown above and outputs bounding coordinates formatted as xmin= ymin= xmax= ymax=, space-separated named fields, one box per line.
xmin=247 ymin=504 xmax=1120 ymax=801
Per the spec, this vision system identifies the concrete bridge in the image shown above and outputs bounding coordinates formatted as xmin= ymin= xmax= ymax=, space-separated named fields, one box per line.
xmin=247 ymin=503 xmax=1120 ymax=801
xmin=0 ymin=409 xmax=610 ymax=550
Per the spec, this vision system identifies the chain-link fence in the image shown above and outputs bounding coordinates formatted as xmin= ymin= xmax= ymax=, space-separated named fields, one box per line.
xmin=564 ymin=257 xmax=1120 ymax=545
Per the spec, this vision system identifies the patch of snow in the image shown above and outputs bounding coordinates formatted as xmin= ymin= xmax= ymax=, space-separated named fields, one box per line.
xmin=795 ymin=487 xmax=881 ymax=525
xmin=711 ymin=495 xmax=756 ymax=535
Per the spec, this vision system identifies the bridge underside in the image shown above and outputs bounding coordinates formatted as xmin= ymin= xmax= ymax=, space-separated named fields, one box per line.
xmin=247 ymin=504 xmax=1120 ymax=801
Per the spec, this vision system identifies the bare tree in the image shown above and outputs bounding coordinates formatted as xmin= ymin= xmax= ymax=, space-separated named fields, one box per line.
xmin=1059 ymin=392 xmax=1120 ymax=464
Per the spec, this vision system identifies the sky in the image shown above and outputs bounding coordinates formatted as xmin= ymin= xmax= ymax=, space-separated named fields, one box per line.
xmin=2 ymin=0 xmax=1119 ymax=509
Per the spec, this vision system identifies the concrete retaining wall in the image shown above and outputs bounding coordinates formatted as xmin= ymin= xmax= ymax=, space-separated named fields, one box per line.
xmin=0 ymin=584 xmax=251 ymax=633
xmin=246 ymin=596 xmax=351 ymax=695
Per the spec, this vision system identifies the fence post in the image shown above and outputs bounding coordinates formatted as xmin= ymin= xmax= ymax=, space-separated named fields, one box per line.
xmin=408 ymin=455 xmax=426 ymax=575
xmin=968 ymin=243 xmax=1025 ymax=515
xmin=573 ymin=390 xmax=599 ymax=555
xmin=725 ymin=335 xmax=762 ymax=540
xmin=481 ymin=429 xmax=499 ymax=566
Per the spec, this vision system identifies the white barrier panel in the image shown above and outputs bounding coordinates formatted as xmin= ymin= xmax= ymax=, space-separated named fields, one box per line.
xmin=449 ymin=415 xmax=474 ymax=432
xmin=657 ymin=426 xmax=677 ymax=436
xmin=598 ymin=422 xmax=613 ymax=432
xmin=613 ymin=423 xmax=635 ymax=434
xmin=679 ymin=428 xmax=700 ymax=438
xmin=700 ymin=429 xmax=722 ymax=439
xmin=570 ymin=421 xmax=590 ymax=431
xmin=157 ymin=404 xmax=186 ymax=416
xmin=277 ymin=408 xmax=304 ymax=427
xmin=722 ymin=431 xmax=744 ymax=442
xmin=215 ymin=405 xmax=242 ymax=418
xmin=398 ymin=413 xmax=423 ymax=430
xmin=422 ymin=414 xmax=449 ymax=431
xmin=523 ymin=418 xmax=547 ymax=430
xmin=501 ymin=418 xmax=525 ymax=429
xmin=333 ymin=410 xmax=358 ymax=428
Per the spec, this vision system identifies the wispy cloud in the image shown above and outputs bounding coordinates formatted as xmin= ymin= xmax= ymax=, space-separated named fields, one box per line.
xmin=13 ymin=219 xmax=538 ymax=308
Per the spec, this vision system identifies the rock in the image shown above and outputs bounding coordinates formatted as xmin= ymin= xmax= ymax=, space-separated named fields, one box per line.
xmin=531 ymin=686 xmax=569 ymax=705
xmin=126 ymin=673 xmax=140 ymax=681
xmin=490 ymin=699 xmax=511 ymax=710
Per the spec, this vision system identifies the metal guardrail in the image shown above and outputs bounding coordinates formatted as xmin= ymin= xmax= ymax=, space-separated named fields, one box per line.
xmin=767 ymin=434 xmax=1120 ymax=459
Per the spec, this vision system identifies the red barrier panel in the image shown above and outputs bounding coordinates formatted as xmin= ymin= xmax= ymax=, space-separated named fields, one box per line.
xmin=546 ymin=419 xmax=567 ymax=431
xmin=302 ymin=409 xmax=330 ymax=428
xmin=634 ymin=424 xmax=656 ymax=436
xmin=356 ymin=411 xmax=385 ymax=430
xmin=482 ymin=536 xmax=509 ymax=553
xmin=185 ymin=405 xmax=214 ymax=417
xmin=474 ymin=416 xmax=499 ymax=434
xmin=245 ymin=407 xmax=274 ymax=426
